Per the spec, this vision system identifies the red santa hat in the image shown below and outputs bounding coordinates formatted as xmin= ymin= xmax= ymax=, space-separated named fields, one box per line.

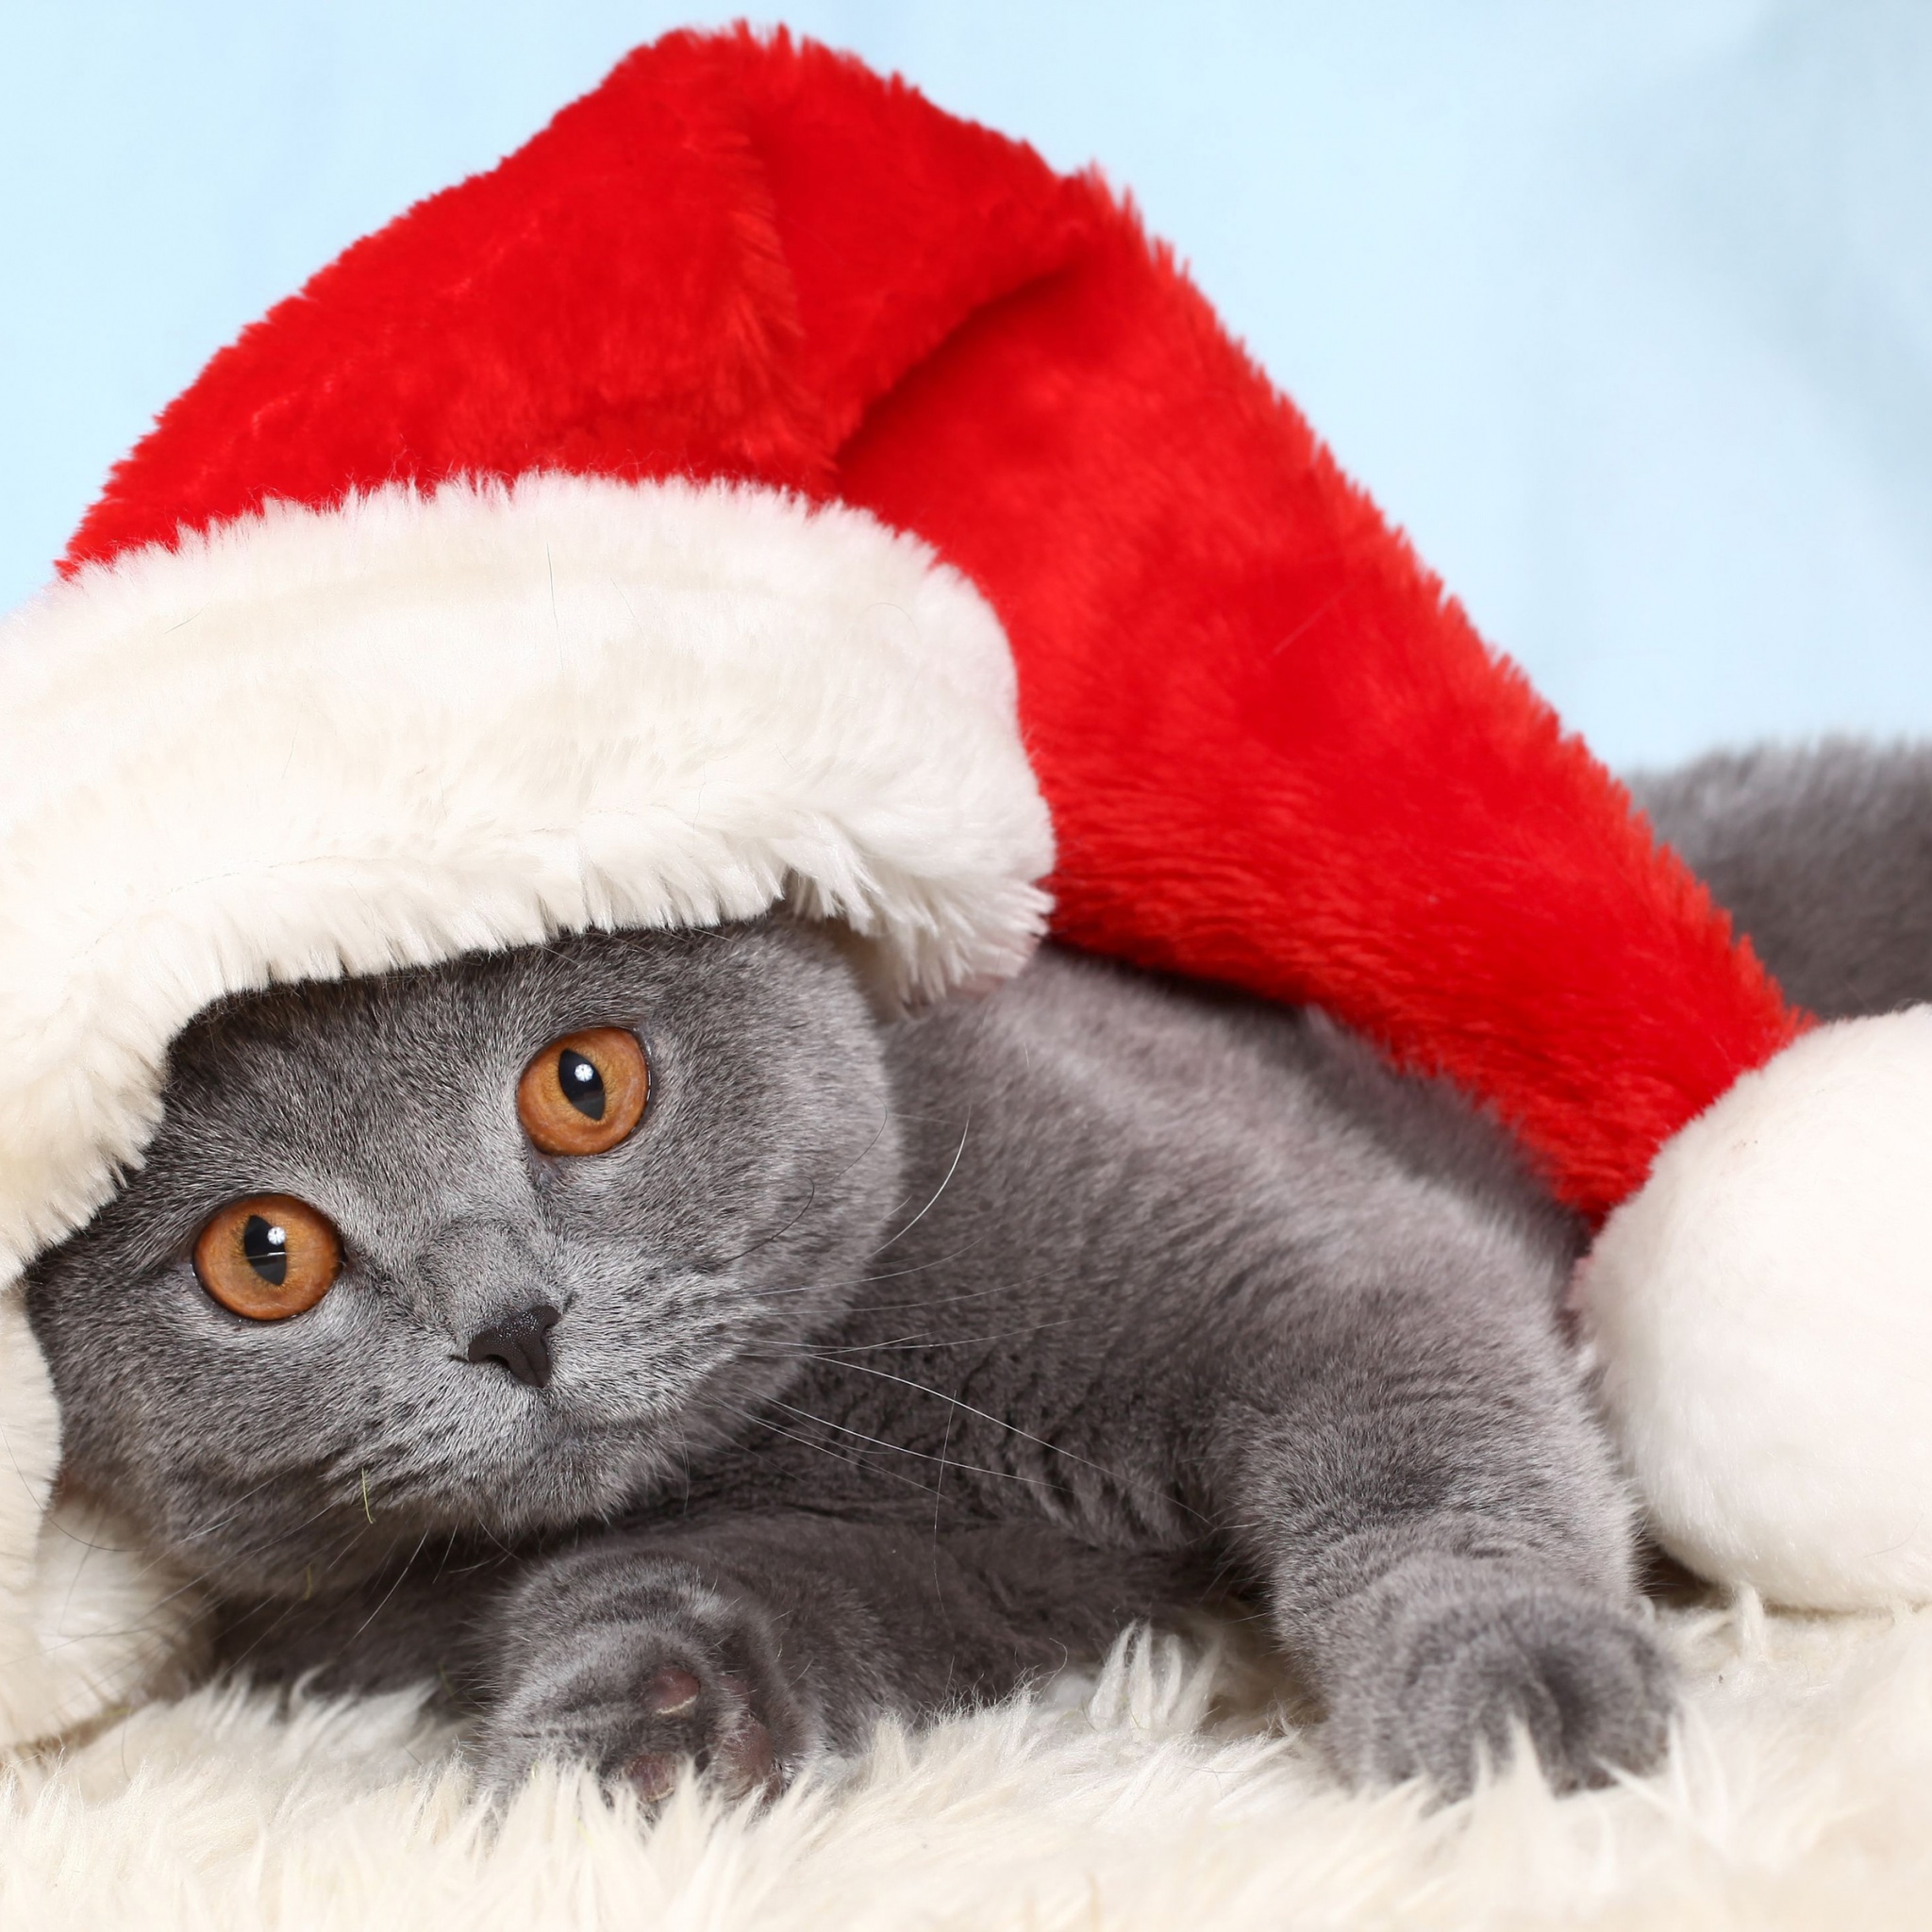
xmin=3 ymin=25 xmax=1925 ymax=1740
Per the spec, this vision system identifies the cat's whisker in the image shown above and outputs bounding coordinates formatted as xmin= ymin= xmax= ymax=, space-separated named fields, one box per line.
xmin=143 ymin=1489 xmax=376 ymax=1610
xmin=758 ymin=1315 xmax=1082 ymax=1357
xmin=755 ymin=1395 xmax=1066 ymax=1494
xmin=708 ymin=1400 xmax=945 ymax=1502
xmin=335 ymin=1527 xmax=434 ymax=1657
xmin=705 ymin=1178 xmax=819 ymax=1269
xmin=747 ymin=1231 xmax=998 ymax=1303
xmin=426 ymin=1528 xmax=462 ymax=1586
xmin=169 ymin=1465 xmax=306 ymax=1548
xmin=48 ymin=1474 xmax=357 ymax=1621
xmin=711 ymin=1102 xmax=902 ymax=1271
xmin=869 ymin=1110 xmax=971 ymax=1256
xmin=787 ymin=1351 xmax=1211 ymax=1526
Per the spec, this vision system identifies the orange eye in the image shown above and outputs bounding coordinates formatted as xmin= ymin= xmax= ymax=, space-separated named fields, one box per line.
xmin=193 ymin=1194 xmax=341 ymax=1321
xmin=517 ymin=1026 xmax=649 ymax=1157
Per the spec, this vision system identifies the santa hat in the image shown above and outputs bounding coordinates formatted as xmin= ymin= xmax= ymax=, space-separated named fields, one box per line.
xmin=3 ymin=25 xmax=1925 ymax=1743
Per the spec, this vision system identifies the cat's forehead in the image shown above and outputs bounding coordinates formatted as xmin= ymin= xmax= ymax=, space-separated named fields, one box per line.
xmin=175 ymin=929 xmax=719 ymax=1069
xmin=176 ymin=946 xmax=572 ymax=1081
xmin=157 ymin=917 xmax=839 ymax=1130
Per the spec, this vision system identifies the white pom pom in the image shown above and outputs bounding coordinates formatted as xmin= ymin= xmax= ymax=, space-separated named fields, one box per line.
xmin=1575 ymin=1008 xmax=1932 ymax=1609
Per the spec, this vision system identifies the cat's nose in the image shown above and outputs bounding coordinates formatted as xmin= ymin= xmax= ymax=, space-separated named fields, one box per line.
xmin=465 ymin=1304 xmax=560 ymax=1389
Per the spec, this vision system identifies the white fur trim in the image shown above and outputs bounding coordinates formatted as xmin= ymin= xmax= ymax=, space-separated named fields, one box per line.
xmin=1574 ymin=1010 xmax=1932 ymax=1610
xmin=0 ymin=473 xmax=1050 ymax=1733
xmin=0 ymin=1289 xmax=203 ymax=1745
xmin=0 ymin=473 xmax=1053 ymax=1275
xmin=0 ymin=1287 xmax=61 ymax=1739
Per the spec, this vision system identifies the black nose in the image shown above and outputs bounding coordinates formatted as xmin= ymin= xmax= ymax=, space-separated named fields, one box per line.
xmin=465 ymin=1304 xmax=560 ymax=1389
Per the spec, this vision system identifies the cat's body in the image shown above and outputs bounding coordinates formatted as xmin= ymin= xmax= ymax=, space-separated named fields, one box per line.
xmin=1630 ymin=741 xmax=1932 ymax=1020
xmin=28 ymin=741 xmax=1924 ymax=1803
xmin=30 ymin=924 xmax=1660 ymax=1798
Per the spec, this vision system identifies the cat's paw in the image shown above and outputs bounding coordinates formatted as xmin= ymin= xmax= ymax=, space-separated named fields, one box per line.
xmin=1319 ymin=1561 xmax=1674 ymax=1799
xmin=618 ymin=1655 xmax=784 ymax=1805
xmin=472 ymin=1568 xmax=813 ymax=1806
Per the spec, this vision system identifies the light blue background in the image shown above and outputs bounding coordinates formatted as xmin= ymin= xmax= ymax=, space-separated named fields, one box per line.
xmin=6 ymin=1 xmax=1929 ymax=767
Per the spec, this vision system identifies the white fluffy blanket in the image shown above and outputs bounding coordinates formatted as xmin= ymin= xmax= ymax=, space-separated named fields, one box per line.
xmin=6 ymin=1591 xmax=1929 ymax=1929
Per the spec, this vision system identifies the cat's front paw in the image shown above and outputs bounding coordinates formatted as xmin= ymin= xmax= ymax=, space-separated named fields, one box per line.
xmin=622 ymin=1658 xmax=781 ymax=1803
xmin=1319 ymin=1559 xmax=1674 ymax=1799
xmin=473 ymin=1563 xmax=814 ymax=1805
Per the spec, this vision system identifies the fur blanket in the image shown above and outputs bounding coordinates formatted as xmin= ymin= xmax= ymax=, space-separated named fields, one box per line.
xmin=5 ymin=1591 xmax=1928 ymax=1929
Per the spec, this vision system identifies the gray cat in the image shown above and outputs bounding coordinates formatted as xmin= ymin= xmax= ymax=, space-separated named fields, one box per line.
xmin=27 ymin=923 xmax=1661 ymax=1802
xmin=34 ymin=739 xmax=1912 ymax=1807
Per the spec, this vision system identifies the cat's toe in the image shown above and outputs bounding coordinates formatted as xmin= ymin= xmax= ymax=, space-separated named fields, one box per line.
xmin=619 ymin=1666 xmax=783 ymax=1806
xmin=473 ymin=1625 xmax=799 ymax=1806
xmin=1321 ymin=1563 xmax=1675 ymax=1800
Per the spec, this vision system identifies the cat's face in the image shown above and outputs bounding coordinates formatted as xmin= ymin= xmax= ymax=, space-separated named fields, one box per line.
xmin=25 ymin=920 xmax=901 ymax=1595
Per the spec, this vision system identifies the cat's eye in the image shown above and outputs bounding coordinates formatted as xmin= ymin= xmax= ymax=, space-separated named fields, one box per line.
xmin=193 ymin=1194 xmax=341 ymax=1321
xmin=517 ymin=1027 xmax=649 ymax=1157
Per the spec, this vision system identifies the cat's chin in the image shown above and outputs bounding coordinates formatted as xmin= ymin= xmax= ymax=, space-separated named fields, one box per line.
xmin=122 ymin=1415 xmax=697 ymax=1601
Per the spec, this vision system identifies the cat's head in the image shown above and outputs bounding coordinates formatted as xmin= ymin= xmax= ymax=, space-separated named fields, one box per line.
xmin=24 ymin=918 xmax=901 ymax=1595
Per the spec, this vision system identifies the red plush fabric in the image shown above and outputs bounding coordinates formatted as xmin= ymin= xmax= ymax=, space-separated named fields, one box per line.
xmin=838 ymin=218 xmax=1801 ymax=1219
xmin=65 ymin=30 xmax=1085 ymax=561
xmin=63 ymin=25 xmax=1800 ymax=1221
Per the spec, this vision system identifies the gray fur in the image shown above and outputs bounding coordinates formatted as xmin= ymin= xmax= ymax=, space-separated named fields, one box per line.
xmin=1632 ymin=740 xmax=1932 ymax=1017
xmin=57 ymin=737 xmax=1915 ymax=1805
xmin=27 ymin=918 xmax=1663 ymax=1801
